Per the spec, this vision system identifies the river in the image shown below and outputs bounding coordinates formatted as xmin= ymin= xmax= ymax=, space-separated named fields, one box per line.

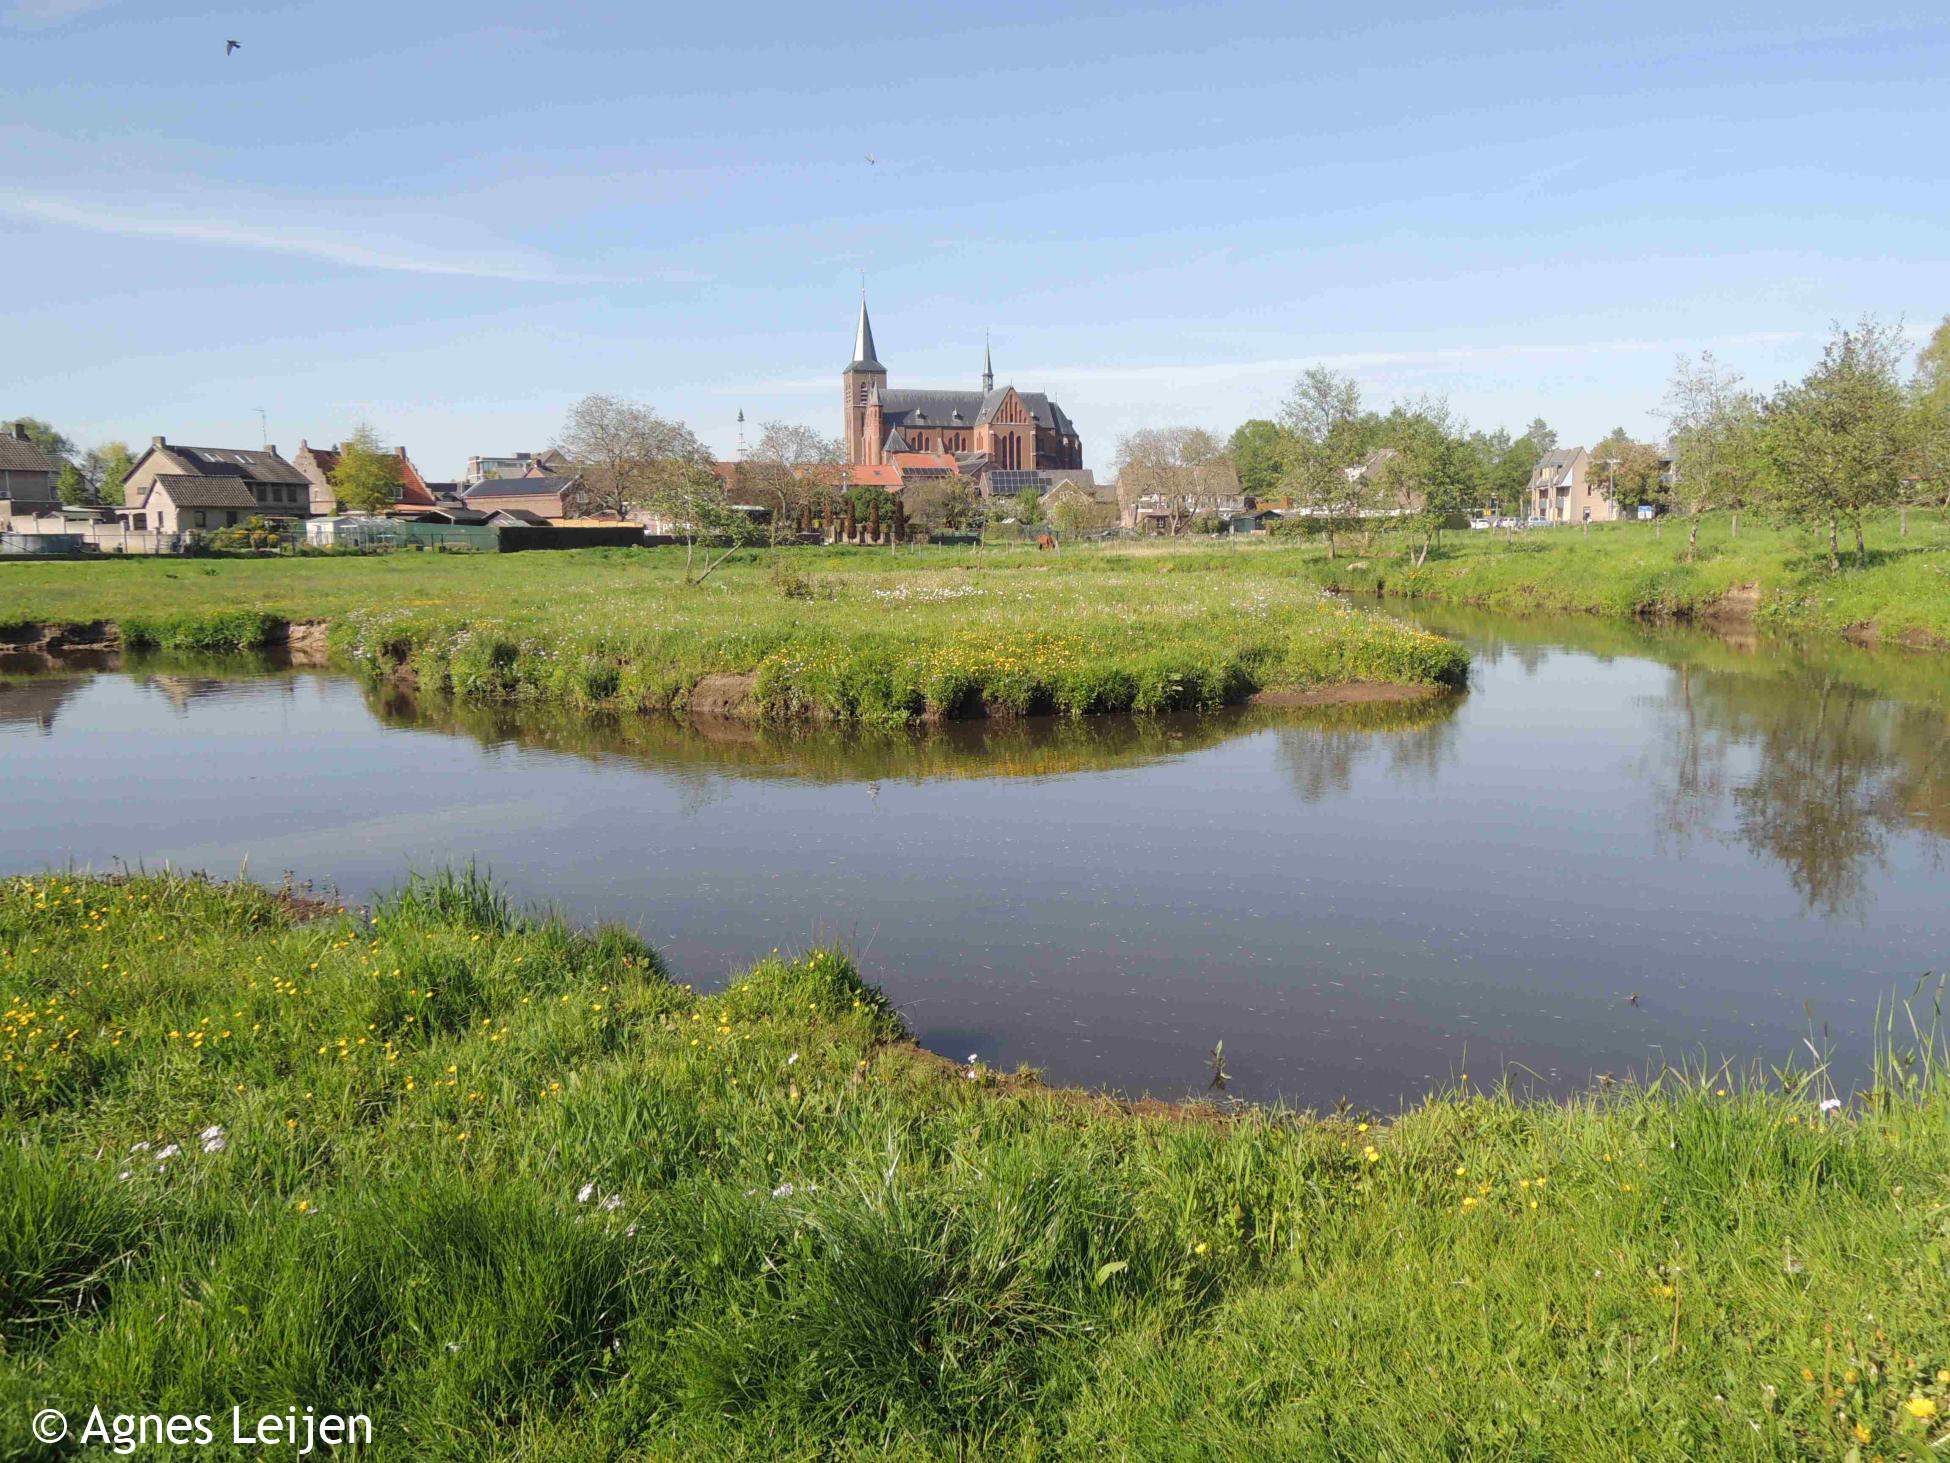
xmin=2 ymin=604 xmax=1944 ymax=1108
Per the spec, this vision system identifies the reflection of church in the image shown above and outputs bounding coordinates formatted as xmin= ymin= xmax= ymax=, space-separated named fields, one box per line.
xmin=841 ymin=294 xmax=1082 ymax=476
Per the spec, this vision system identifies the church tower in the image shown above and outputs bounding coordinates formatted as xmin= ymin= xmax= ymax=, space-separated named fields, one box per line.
xmin=982 ymin=331 xmax=994 ymax=394
xmin=842 ymin=291 xmax=887 ymax=464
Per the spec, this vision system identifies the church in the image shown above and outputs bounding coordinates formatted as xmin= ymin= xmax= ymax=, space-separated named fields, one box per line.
xmin=841 ymin=294 xmax=1083 ymax=476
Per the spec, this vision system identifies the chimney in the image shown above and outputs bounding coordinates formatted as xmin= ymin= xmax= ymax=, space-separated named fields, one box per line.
xmin=299 ymin=439 xmax=309 ymax=451
xmin=396 ymin=446 xmax=408 ymax=459
xmin=7 ymin=421 xmax=25 ymax=442
xmin=263 ymin=444 xmax=277 ymax=457
xmin=151 ymin=435 xmax=166 ymax=448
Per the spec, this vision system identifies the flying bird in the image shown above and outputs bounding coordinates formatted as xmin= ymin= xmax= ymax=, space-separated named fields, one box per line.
xmin=226 ymin=39 xmax=241 ymax=53
xmin=864 ymin=154 xmax=877 ymax=166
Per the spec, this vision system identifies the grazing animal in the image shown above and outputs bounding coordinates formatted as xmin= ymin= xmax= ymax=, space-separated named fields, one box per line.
xmin=226 ymin=39 xmax=241 ymax=53
xmin=1037 ymin=533 xmax=1055 ymax=551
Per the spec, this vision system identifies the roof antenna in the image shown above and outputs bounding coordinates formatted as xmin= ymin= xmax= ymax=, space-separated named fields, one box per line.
xmin=255 ymin=406 xmax=268 ymax=447
xmin=736 ymin=408 xmax=746 ymax=462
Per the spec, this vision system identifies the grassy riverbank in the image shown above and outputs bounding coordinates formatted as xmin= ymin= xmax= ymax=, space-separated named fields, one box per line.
xmin=1302 ymin=511 xmax=1950 ymax=647
xmin=0 ymin=546 xmax=1466 ymax=724
xmin=5 ymin=870 xmax=1947 ymax=1459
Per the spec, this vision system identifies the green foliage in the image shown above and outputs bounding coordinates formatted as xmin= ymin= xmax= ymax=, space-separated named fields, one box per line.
xmin=2 ymin=869 xmax=1947 ymax=1457
xmin=1013 ymin=486 xmax=1042 ymax=525
xmin=1228 ymin=418 xmax=1285 ymax=498
xmin=54 ymin=463 xmax=89 ymax=506
xmin=330 ymin=423 xmax=402 ymax=514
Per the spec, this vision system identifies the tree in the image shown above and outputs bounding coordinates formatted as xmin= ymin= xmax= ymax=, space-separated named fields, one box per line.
xmin=1659 ymin=352 xmax=1763 ymax=556
xmin=85 ymin=441 xmax=133 ymax=504
xmin=747 ymin=421 xmax=843 ymax=544
xmin=1521 ymin=418 xmax=1558 ymax=453
xmin=645 ymin=463 xmax=763 ymax=584
xmin=1910 ymin=315 xmax=1950 ymax=525
xmin=1275 ymin=370 xmax=1382 ymax=557
xmin=1369 ymin=399 xmax=1477 ymax=563
xmin=555 ymin=394 xmax=713 ymax=519
xmin=1586 ymin=427 xmax=1666 ymax=520
xmin=902 ymin=475 xmax=977 ymax=535
xmin=55 ymin=462 xmax=90 ymax=506
xmin=1228 ymin=419 xmax=1285 ymax=499
xmin=1013 ymin=485 xmax=1043 ymax=526
xmin=1760 ymin=319 xmax=1912 ymax=570
xmin=1113 ymin=426 xmax=1237 ymax=535
xmin=331 ymin=423 xmax=402 ymax=514
xmin=1477 ymin=429 xmax=1540 ymax=521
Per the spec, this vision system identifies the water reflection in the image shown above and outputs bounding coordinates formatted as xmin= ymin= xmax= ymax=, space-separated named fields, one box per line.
xmin=1401 ymin=603 xmax=1950 ymax=920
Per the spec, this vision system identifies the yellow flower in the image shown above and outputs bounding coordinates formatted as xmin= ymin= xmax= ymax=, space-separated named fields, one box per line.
xmin=1938 ymin=1370 xmax=1950 ymax=1385
xmin=1853 ymin=1422 xmax=1872 ymax=1443
xmin=294 ymin=1199 xmax=311 ymax=1213
xmin=1193 ymin=1241 xmax=1208 ymax=1256
xmin=1454 ymin=1165 xmax=1467 ymax=1176
xmin=1844 ymin=1368 xmax=1860 ymax=1385
xmin=1904 ymin=1396 xmax=1938 ymax=1420
xmin=1460 ymin=1196 xmax=1479 ymax=1210
xmin=1800 ymin=1368 xmax=1815 ymax=1383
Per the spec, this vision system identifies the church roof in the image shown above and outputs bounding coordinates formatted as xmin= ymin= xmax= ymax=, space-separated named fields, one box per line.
xmin=876 ymin=388 xmax=1074 ymax=435
xmin=881 ymin=426 xmax=913 ymax=453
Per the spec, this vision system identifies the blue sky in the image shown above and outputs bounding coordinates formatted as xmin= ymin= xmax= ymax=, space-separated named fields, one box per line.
xmin=3 ymin=0 xmax=1946 ymax=477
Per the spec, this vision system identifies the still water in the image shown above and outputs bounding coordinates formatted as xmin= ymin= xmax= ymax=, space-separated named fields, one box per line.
xmin=1 ymin=606 xmax=1944 ymax=1108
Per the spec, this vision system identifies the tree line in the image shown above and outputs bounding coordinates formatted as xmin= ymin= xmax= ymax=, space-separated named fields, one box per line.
xmin=1116 ymin=313 xmax=1950 ymax=567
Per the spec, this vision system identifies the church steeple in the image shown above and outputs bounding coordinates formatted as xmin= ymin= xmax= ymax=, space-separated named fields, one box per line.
xmin=982 ymin=330 xmax=993 ymax=393
xmin=850 ymin=289 xmax=882 ymax=370
xmin=842 ymin=289 xmax=888 ymax=464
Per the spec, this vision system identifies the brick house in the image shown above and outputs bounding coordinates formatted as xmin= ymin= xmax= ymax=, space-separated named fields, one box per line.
xmin=0 ymin=422 xmax=62 ymax=529
xmin=116 ymin=437 xmax=312 ymax=531
xmin=459 ymin=473 xmax=588 ymax=519
xmin=293 ymin=440 xmax=439 ymax=516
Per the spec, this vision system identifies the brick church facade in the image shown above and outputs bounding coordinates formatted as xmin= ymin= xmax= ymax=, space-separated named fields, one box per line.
xmin=841 ymin=295 xmax=1082 ymax=473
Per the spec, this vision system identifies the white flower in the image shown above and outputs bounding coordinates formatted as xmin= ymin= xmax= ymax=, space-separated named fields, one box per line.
xmin=1818 ymin=1098 xmax=1842 ymax=1113
xmin=155 ymin=1143 xmax=180 ymax=1161
xmin=771 ymin=1182 xmax=795 ymax=1199
xmin=967 ymin=1054 xmax=978 ymax=1064
xmin=786 ymin=1052 xmax=799 ymax=1066
xmin=201 ymin=1135 xmax=226 ymax=1153
xmin=576 ymin=1182 xmax=597 ymax=1203
xmin=129 ymin=1140 xmax=151 ymax=1153
xmin=600 ymin=1193 xmax=623 ymax=1212
xmin=117 ymin=1170 xmax=131 ymax=1182
xmin=445 ymin=1342 xmax=462 ymax=1354
xmin=199 ymin=1124 xmax=225 ymax=1141
xmin=624 ymin=1224 xmax=639 ymax=1238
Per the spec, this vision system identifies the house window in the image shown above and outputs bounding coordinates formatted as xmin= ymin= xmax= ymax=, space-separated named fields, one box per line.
xmin=194 ymin=510 xmax=207 ymax=527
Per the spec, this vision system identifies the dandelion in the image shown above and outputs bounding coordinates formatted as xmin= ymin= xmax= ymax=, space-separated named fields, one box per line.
xmin=294 ymin=1199 xmax=311 ymax=1213
xmin=1853 ymin=1422 xmax=1872 ymax=1443
xmin=1938 ymin=1369 xmax=1950 ymax=1385
xmin=1904 ymin=1397 xmax=1938 ymax=1420
xmin=1193 ymin=1241 xmax=1209 ymax=1256
xmin=1460 ymin=1196 xmax=1479 ymax=1210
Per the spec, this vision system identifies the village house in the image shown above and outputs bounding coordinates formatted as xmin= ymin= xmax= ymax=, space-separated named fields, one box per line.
xmin=115 ymin=437 xmax=313 ymax=533
xmin=0 ymin=422 xmax=62 ymax=530
xmin=292 ymin=441 xmax=439 ymax=516
xmin=458 ymin=471 xmax=588 ymax=520
xmin=1526 ymin=446 xmax=1618 ymax=523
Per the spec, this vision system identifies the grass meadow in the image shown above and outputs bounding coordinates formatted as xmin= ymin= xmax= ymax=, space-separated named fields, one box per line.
xmin=0 ymin=545 xmax=1467 ymax=725
xmin=4 ymin=869 xmax=1948 ymax=1459
xmin=1300 ymin=509 xmax=1950 ymax=647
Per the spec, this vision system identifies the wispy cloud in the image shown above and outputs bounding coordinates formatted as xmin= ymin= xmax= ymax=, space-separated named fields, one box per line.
xmin=727 ymin=331 xmax=1805 ymax=396
xmin=0 ymin=193 xmax=708 ymax=284
xmin=4 ymin=0 xmax=112 ymax=26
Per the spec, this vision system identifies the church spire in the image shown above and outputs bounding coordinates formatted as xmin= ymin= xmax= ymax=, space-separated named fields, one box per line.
xmin=850 ymin=288 xmax=882 ymax=370
xmin=982 ymin=330 xmax=993 ymax=393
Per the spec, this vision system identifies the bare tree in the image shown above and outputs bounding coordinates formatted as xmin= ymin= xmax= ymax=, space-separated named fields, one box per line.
xmin=1114 ymin=426 xmax=1237 ymax=534
xmin=745 ymin=421 xmax=843 ymax=544
xmin=555 ymin=394 xmax=714 ymax=518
